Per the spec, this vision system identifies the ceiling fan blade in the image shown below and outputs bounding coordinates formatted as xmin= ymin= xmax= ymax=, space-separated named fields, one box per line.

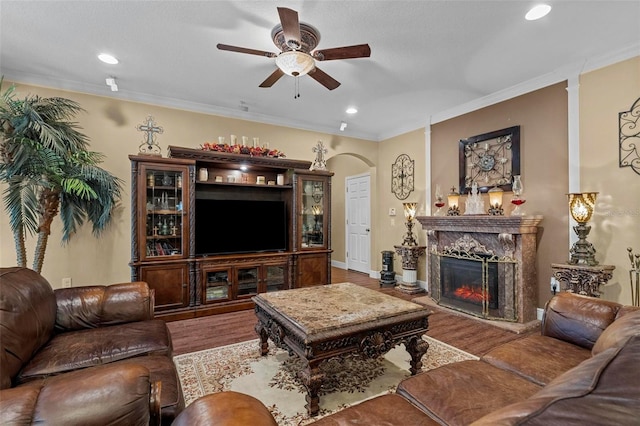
xmin=277 ymin=7 xmax=301 ymax=49
xmin=259 ymin=68 xmax=285 ymax=88
xmin=313 ymin=44 xmax=371 ymax=61
xmin=308 ymin=67 xmax=341 ymax=90
xmin=217 ymin=43 xmax=276 ymax=58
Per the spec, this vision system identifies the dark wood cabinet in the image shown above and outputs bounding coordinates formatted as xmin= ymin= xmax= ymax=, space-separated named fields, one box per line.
xmin=293 ymin=170 xmax=333 ymax=286
xmin=138 ymin=262 xmax=190 ymax=311
xmin=295 ymin=252 xmax=331 ymax=287
xmin=130 ymin=147 xmax=332 ymax=321
xmin=197 ymin=253 xmax=290 ymax=315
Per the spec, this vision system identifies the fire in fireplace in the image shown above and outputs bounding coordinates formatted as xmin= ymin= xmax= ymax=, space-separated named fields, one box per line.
xmin=440 ymin=255 xmax=499 ymax=317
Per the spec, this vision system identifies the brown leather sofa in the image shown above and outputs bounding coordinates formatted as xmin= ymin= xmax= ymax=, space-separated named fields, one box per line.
xmin=309 ymin=292 xmax=640 ymax=425
xmin=0 ymin=267 xmax=184 ymax=425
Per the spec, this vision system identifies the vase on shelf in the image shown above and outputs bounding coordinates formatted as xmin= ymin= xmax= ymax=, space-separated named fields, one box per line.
xmin=510 ymin=175 xmax=526 ymax=216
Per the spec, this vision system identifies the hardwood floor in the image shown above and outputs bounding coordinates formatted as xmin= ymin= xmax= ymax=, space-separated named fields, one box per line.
xmin=168 ymin=268 xmax=535 ymax=356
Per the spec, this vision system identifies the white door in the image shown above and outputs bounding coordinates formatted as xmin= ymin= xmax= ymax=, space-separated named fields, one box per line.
xmin=346 ymin=174 xmax=371 ymax=274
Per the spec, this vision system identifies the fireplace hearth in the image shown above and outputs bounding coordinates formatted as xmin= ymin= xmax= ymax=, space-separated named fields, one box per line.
xmin=416 ymin=216 xmax=543 ymax=324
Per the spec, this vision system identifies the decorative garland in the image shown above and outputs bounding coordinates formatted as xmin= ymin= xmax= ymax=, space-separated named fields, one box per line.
xmin=201 ymin=142 xmax=286 ymax=158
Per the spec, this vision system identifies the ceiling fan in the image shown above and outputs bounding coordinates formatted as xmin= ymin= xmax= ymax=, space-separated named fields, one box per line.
xmin=217 ymin=7 xmax=371 ymax=90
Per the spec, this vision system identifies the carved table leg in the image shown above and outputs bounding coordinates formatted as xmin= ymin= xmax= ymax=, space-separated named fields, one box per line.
xmin=254 ymin=321 xmax=269 ymax=356
xmin=298 ymin=359 xmax=324 ymax=417
xmin=404 ymin=335 xmax=430 ymax=375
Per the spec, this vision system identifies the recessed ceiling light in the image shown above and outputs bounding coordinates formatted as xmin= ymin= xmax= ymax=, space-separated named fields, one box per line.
xmin=346 ymin=107 xmax=358 ymax=114
xmin=98 ymin=53 xmax=119 ymax=64
xmin=525 ymin=4 xmax=551 ymax=21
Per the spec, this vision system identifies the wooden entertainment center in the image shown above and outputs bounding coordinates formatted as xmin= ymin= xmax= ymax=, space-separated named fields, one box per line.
xmin=129 ymin=146 xmax=333 ymax=321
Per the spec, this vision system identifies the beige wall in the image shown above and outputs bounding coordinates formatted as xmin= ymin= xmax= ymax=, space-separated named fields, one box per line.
xmin=3 ymin=57 xmax=638 ymax=307
xmin=0 ymin=81 xmax=376 ymax=288
xmin=430 ymin=82 xmax=570 ymax=308
xmin=579 ymin=57 xmax=640 ymax=303
xmin=377 ymin=129 xmax=427 ymax=276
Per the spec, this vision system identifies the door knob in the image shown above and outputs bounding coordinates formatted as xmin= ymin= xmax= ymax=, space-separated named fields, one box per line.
xmin=366 ymin=228 xmax=370 ymax=232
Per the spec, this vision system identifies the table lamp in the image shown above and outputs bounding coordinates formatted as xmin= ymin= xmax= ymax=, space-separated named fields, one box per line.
xmin=402 ymin=202 xmax=418 ymax=246
xmin=568 ymin=192 xmax=599 ymax=266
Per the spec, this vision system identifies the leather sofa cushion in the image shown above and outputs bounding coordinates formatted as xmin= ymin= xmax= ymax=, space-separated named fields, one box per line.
xmin=1 ymin=363 xmax=154 ymax=426
xmin=541 ymin=292 xmax=620 ymax=349
xmin=17 ymin=319 xmax=171 ymax=383
xmin=0 ymin=384 xmax=41 ymax=424
xmin=471 ymin=334 xmax=640 ymax=425
xmin=309 ymin=394 xmax=441 ymax=425
xmin=0 ymin=267 xmax=57 ymax=389
xmin=397 ymin=360 xmax=541 ymax=425
xmin=55 ymin=282 xmax=153 ymax=331
xmin=172 ymin=391 xmax=277 ymax=426
xmin=481 ymin=334 xmax=591 ymax=386
xmin=117 ymin=355 xmax=185 ymax=425
xmin=592 ymin=309 xmax=640 ymax=355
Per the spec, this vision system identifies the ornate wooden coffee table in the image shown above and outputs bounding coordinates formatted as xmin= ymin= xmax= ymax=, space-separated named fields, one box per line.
xmin=253 ymin=282 xmax=431 ymax=416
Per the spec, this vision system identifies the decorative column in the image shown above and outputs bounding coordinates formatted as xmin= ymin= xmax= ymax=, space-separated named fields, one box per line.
xmin=394 ymin=244 xmax=426 ymax=294
xmin=551 ymin=263 xmax=615 ymax=298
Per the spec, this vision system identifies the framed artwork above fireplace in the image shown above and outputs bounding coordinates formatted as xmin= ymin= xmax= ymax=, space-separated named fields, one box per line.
xmin=459 ymin=126 xmax=520 ymax=194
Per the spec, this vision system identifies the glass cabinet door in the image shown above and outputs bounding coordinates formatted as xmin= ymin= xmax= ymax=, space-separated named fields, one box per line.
xmin=204 ymin=269 xmax=231 ymax=302
xmin=236 ymin=266 xmax=259 ymax=298
xmin=141 ymin=165 xmax=187 ymax=261
xmin=265 ymin=265 xmax=286 ymax=292
xmin=301 ymin=178 xmax=326 ymax=248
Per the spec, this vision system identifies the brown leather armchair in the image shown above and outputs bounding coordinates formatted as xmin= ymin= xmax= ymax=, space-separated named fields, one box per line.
xmin=0 ymin=267 xmax=184 ymax=425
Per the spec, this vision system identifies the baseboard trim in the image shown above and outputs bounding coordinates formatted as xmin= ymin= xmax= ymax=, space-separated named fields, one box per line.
xmin=331 ymin=260 xmax=347 ymax=270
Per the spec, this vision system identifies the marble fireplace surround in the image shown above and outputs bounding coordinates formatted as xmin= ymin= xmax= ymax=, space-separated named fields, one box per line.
xmin=416 ymin=216 xmax=543 ymax=324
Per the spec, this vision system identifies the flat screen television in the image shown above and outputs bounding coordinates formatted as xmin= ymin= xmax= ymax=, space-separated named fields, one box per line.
xmin=195 ymin=199 xmax=287 ymax=256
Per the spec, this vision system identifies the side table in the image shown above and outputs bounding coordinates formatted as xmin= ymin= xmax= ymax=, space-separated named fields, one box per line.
xmin=551 ymin=263 xmax=615 ymax=298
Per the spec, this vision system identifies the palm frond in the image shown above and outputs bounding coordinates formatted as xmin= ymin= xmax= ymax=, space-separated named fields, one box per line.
xmin=1 ymin=82 xmax=123 ymax=260
xmin=3 ymin=177 xmax=40 ymax=236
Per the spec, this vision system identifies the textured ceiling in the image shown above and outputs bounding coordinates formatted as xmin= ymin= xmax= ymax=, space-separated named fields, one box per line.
xmin=1 ymin=1 xmax=639 ymax=141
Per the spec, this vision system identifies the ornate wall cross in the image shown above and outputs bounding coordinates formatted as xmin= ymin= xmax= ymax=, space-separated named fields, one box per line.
xmin=137 ymin=115 xmax=164 ymax=155
xmin=310 ymin=140 xmax=328 ymax=171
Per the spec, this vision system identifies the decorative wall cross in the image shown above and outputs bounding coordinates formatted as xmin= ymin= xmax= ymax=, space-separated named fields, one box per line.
xmin=137 ymin=115 xmax=163 ymax=156
xmin=310 ymin=140 xmax=328 ymax=171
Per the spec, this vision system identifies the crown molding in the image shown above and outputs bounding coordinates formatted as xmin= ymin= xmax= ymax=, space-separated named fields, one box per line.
xmin=4 ymin=41 xmax=638 ymax=143
xmin=429 ymin=43 xmax=640 ymax=126
xmin=0 ymin=69 xmax=380 ymax=142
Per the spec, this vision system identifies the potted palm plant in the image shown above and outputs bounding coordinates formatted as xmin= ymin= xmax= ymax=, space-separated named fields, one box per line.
xmin=0 ymin=80 xmax=122 ymax=273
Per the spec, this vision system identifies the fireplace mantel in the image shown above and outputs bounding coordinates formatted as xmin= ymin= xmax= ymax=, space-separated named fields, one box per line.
xmin=416 ymin=215 xmax=543 ymax=324
xmin=415 ymin=216 xmax=543 ymax=234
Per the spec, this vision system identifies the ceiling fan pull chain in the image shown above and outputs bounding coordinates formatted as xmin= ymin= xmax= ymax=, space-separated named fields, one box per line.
xmin=294 ymin=76 xmax=301 ymax=99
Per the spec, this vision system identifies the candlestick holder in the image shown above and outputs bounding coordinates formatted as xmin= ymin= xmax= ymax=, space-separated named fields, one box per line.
xmin=434 ymin=184 xmax=445 ymax=216
xmin=510 ymin=175 xmax=526 ymax=216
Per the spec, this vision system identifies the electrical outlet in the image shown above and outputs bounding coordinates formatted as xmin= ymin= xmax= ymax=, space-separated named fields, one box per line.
xmin=550 ymin=277 xmax=559 ymax=294
xmin=62 ymin=277 xmax=72 ymax=288
xmin=389 ymin=208 xmax=396 ymax=216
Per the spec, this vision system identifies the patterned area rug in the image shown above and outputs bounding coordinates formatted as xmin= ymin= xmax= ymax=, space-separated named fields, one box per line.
xmin=174 ymin=335 xmax=477 ymax=425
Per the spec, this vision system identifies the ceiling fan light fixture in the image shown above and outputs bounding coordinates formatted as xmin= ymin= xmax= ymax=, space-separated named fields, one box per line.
xmin=275 ymin=51 xmax=315 ymax=77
